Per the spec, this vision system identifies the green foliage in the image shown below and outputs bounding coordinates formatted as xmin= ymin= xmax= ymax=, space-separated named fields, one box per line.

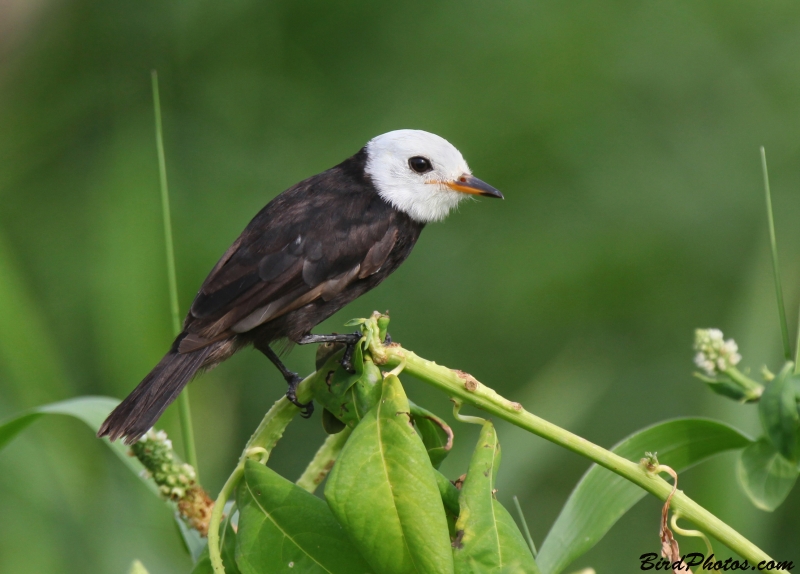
xmin=1 ymin=319 xmax=777 ymax=572
xmin=6 ymin=3 xmax=800 ymax=570
xmin=192 ymin=509 xmax=240 ymax=574
xmin=235 ymin=460 xmax=372 ymax=574
xmin=311 ymin=344 xmax=383 ymax=430
xmin=0 ymin=398 xmax=212 ymax=561
xmin=758 ymin=363 xmax=800 ymax=463
xmin=434 ymin=469 xmax=461 ymax=517
xmin=537 ymin=418 xmax=752 ymax=574
xmin=409 ymin=401 xmax=453 ymax=469
xmin=453 ymin=421 xmax=539 ymax=574
xmin=325 ymin=373 xmax=454 ymax=574
xmin=0 ymin=397 xmax=157 ymax=494
xmin=695 ymin=372 xmax=755 ymax=403
xmin=737 ymin=438 xmax=800 ymax=512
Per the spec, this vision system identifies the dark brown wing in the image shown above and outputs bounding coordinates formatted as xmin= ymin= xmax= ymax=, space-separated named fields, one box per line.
xmin=178 ymin=156 xmax=400 ymax=352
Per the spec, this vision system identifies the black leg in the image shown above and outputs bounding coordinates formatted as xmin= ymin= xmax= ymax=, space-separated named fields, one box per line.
xmin=259 ymin=345 xmax=313 ymax=418
xmin=298 ymin=332 xmax=361 ymax=373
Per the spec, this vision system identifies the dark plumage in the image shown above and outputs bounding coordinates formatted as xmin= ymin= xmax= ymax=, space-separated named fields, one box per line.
xmin=98 ymin=130 xmax=501 ymax=443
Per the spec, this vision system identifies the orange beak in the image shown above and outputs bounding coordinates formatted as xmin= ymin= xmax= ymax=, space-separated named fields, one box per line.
xmin=445 ymin=175 xmax=504 ymax=198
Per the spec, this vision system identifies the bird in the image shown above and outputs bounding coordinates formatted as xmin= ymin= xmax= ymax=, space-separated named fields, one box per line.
xmin=97 ymin=129 xmax=503 ymax=444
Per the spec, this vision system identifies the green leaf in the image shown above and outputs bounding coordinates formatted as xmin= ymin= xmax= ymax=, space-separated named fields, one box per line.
xmin=177 ymin=515 xmax=209 ymax=564
xmin=192 ymin=506 xmax=241 ymax=574
xmin=758 ymin=363 xmax=800 ymax=462
xmin=325 ymin=373 xmax=453 ymax=574
xmin=453 ymin=421 xmax=540 ymax=574
xmin=694 ymin=372 xmax=753 ymax=402
xmin=128 ymin=560 xmax=150 ymax=574
xmin=322 ymin=408 xmax=348 ymax=434
xmin=0 ymin=396 xmax=158 ymax=495
xmin=0 ymin=396 xmax=205 ymax=557
xmin=737 ymin=437 xmax=799 ymax=511
xmin=235 ymin=460 xmax=372 ymax=574
xmin=328 ymin=340 xmax=366 ymax=396
xmin=434 ymin=469 xmax=461 ymax=517
xmin=537 ymin=418 xmax=752 ymax=574
xmin=410 ymin=401 xmax=453 ymax=469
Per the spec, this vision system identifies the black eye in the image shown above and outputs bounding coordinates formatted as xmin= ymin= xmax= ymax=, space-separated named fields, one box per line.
xmin=408 ymin=156 xmax=433 ymax=174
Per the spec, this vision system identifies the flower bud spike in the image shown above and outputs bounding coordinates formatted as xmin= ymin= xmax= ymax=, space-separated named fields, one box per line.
xmin=130 ymin=428 xmax=213 ymax=536
xmin=693 ymin=329 xmax=741 ymax=377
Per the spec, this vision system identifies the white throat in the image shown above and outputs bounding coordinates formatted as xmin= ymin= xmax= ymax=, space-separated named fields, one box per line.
xmin=364 ymin=130 xmax=472 ymax=223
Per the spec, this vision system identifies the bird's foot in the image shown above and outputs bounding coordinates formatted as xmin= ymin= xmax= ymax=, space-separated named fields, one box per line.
xmin=298 ymin=332 xmax=361 ymax=346
xmin=285 ymin=373 xmax=314 ymax=418
xmin=258 ymin=343 xmax=313 ymax=416
xmin=299 ymin=332 xmax=361 ymax=374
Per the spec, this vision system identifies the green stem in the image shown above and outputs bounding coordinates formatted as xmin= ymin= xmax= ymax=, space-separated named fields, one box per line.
xmin=724 ymin=367 xmax=764 ymax=400
xmin=761 ymin=147 xmax=791 ymax=361
xmin=151 ymin=70 xmax=198 ymax=474
xmin=207 ymin=396 xmax=297 ymax=573
xmin=296 ymin=427 xmax=352 ymax=493
xmin=207 ymin=467 xmax=241 ymax=573
xmin=378 ymin=344 xmax=773 ymax=564
xmin=207 ymin=356 xmax=333 ymax=573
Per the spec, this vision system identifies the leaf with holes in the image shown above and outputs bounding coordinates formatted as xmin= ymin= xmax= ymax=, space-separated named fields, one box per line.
xmin=312 ymin=348 xmax=383 ymax=432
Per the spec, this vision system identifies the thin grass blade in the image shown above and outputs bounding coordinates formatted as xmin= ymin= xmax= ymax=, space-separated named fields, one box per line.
xmin=760 ymin=147 xmax=791 ymax=361
xmin=151 ymin=70 xmax=198 ymax=473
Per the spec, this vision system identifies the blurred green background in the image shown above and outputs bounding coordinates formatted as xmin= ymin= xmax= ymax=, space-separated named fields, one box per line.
xmin=1 ymin=0 xmax=800 ymax=571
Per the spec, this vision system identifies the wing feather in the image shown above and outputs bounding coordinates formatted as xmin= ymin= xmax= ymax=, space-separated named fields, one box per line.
xmin=181 ymin=173 xmax=399 ymax=349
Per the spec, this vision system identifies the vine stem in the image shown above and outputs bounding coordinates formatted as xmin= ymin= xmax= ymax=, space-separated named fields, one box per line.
xmin=296 ymin=427 xmax=352 ymax=493
xmin=375 ymin=343 xmax=773 ymax=565
xmin=207 ymin=355 xmax=337 ymax=573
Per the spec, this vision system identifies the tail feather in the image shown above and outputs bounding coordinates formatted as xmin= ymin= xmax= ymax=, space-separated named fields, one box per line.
xmin=98 ymin=342 xmax=216 ymax=444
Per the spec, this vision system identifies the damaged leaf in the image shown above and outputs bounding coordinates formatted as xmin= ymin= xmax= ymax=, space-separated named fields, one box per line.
xmin=312 ymin=343 xmax=383 ymax=432
xmin=410 ymin=401 xmax=454 ymax=469
xmin=453 ymin=421 xmax=540 ymax=574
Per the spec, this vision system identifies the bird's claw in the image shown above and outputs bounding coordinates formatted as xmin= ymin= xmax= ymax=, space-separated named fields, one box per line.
xmin=341 ymin=345 xmax=356 ymax=374
xmin=286 ymin=374 xmax=314 ymax=418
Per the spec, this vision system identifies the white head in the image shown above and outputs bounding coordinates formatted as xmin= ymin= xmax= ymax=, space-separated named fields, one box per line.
xmin=364 ymin=129 xmax=502 ymax=223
